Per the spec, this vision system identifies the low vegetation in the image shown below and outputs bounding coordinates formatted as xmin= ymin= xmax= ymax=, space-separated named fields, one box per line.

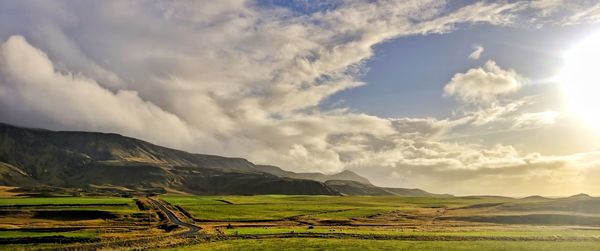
xmin=160 ymin=195 xmax=510 ymax=221
xmin=2 ymin=194 xmax=600 ymax=250
xmin=162 ymin=239 xmax=600 ymax=251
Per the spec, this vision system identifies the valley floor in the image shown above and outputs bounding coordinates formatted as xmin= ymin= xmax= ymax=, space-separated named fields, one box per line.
xmin=162 ymin=239 xmax=600 ymax=251
xmin=2 ymin=192 xmax=600 ymax=250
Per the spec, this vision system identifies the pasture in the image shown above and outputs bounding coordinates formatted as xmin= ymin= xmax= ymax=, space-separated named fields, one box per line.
xmin=2 ymin=194 xmax=600 ymax=250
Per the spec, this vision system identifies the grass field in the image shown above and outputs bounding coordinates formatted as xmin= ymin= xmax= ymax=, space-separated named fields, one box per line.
xmin=0 ymin=197 xmax=139 ymax=215
xmin=0 ymin=196 xmax=158 ymax=250
xmin=0 ymin=197 xmax=133 ymax=206
xmin=2 ymin=194 xmax=600 ymax=250
xmin=221 ymin=226 xmax=600 ymax=238
xmin=161 ymin=238 xmax=600 ymax=251
xmin=157 ymin=195 xmax=600 ymax=250
xmin=160 ymin=195 xmax=513 ymax=221
xmin=0 ymin=230 xmax=97 ymax=239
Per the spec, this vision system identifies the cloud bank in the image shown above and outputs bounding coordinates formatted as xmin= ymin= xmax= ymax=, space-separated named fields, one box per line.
xmin=0 ymin=36 xmax=195 ymax=147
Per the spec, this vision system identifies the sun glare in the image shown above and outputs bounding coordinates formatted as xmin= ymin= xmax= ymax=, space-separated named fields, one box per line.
xmin=560 ymin=32 xmax=600 ymax=126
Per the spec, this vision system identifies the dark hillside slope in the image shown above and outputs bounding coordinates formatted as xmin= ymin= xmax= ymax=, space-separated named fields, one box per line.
xmin=0 ymin=123 xmax=337 ymax=195
xmin=324 ymin=180 xmax=447 ymax=197
xmin=255 ymin=165 xmax=372 ymax=184
xmin=0 ymin=123 xmax=441 ymax=196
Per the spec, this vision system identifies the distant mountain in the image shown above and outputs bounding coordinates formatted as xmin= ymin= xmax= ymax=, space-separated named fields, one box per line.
xmin=0 ymin=123 xmax=336 ymax=195
xmin=325 ymin=180 xmax=392 ymax=196
xmin=0 ymin=123 xmax=442 ymax=196
xmin=255 ymin=165 xmax=372 ymax=184
xmin=567 ymin=193 xmax=594 ymax=200
xmin=324 ymin=180 xmax=448 ymax=197
xmin=520 ymin=195 xmax=550 ymax=200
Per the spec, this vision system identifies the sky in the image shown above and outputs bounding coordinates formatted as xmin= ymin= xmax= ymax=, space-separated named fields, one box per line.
xmin=1 ymin=0 xmax=600 ymax=196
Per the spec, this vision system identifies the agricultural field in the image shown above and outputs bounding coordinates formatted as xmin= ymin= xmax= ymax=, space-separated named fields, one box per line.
xmin=0 ymin=194 xmax=172 ymax=250
xmin=163 ymin=239 xmax=600 ymax=251
xmin=158 ymin=194 xmax=600 ymax=250
xmin=2 ymin=193 xmax=600 ymax=250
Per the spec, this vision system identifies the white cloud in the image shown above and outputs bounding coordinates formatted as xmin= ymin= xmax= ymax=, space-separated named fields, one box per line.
xmin=0 ymin=1 xmax=524 ymax=167
xmin=512 ymin=111 xmax=559 ymax=130
xmin=528 ymin=0 xmax=600 ymax=25
xmin=0 ymin=35 xmax=197 ymax=148
xmin=465 ymin=99 xmax=526 ymax=126
xmin=444 ymin=60 xmax=524 ymax=104
xmin=468 ymin=45 xmax=484 ymax=60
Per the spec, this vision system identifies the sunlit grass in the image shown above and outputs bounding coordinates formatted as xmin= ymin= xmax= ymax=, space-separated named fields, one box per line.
xmin=0 ymin=230 xmax=97 ymax=239
xmin=0 ymin=197 xmax=133 ymax=206
xmin=161 ymin=195 xmax=514 ymax=221
xmin=161 ymin=238 xmax=600 ymax=251
xmin=222 ymin=226 xmax=600 ymax=238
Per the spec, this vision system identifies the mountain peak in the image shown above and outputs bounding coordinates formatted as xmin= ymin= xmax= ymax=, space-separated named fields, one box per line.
xmin=255 ymin=166 xmax=372 ymax=185
xmin=568 ymin=193 xmax=593 ymax=199
xmin=328 ymin=170 xmax=372 ymax=185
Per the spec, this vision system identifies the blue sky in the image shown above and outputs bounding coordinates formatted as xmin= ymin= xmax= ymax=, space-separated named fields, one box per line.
xmin=327 ymin=23 xmax=596 ymax=118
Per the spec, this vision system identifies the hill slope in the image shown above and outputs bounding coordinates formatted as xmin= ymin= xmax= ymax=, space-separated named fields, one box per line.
xmin=0 ymin=123 xmax=337 ymax=195
xmin=0 ymin=123 xmax=443 ymax=196
xmin=255 ymin=165 xmax=372 ymax=184
xmin=324 ymin=180 xmax=447 ymax=197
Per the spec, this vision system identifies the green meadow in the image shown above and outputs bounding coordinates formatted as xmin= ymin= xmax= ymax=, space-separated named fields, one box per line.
xmin=160 ymin=195 xmax=513 ymax=221
xmin=221 ymin=226 xmax=600 ymax=238
xmin=3 ymin=195 xmax=600 ymax=250
xmin=162 ymin=239 xmax=600 ymax=251
xmin=0 ymin=197 xmax=133 ymax=206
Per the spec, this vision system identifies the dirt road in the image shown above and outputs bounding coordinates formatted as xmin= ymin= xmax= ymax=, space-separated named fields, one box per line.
xmin=42 ymin=198 xmax=201 ymax=251
xmin=147 ymin=197 xmax=200 ymax=236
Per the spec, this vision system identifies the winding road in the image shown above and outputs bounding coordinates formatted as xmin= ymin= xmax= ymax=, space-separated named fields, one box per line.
xmin=147 ymin=197 xmax=200 ymax=236
xmin=44 ymin=198 xmax=201 ymax=251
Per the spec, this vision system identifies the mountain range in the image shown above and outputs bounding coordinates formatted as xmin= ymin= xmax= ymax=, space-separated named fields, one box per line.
xmin=0 ymin=123 xmax=445 ymax=197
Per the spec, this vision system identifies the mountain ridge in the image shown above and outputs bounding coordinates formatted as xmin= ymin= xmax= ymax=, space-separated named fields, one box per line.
xmin=0 ymin=122 xmax=445 ymax=197
xmin=255 ymin=165 xmax=372 ymax=185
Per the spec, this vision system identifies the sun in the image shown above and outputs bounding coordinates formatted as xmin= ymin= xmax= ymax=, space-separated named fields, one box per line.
xmin=560 ymin=32 xmax=600 ymax=126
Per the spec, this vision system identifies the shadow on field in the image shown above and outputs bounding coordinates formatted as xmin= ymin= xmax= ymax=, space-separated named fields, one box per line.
xmin=0 ymin=236 xmax=99 ymax=244
xmin=32 ymin=210 xmax=118 ymax=221
xmin=442 ymin=214 xmax=600 ymax=226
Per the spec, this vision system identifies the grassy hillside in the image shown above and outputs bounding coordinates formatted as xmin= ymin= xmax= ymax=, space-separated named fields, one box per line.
xmin=0 ymin=123 xmax=338 ymax=195
xmin=0 ymin=123 xmax=441 ymax=196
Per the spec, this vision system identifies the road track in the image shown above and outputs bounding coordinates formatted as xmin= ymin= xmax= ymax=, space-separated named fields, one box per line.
xmin=147 ymin=197 xmax=200 ymax=236
xmin=41 ymin=197 xmax=201 ymax=251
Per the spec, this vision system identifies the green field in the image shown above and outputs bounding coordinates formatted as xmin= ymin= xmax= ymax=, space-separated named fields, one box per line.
xmin=0 ymin=196 xmax=148 ymax=250
xmin=0 ymin=230 xmax=97 ymax=239
xmin=161 ymin=238 xmax=600 ymax=251
xmin=0 ymin=197 xmax=133 ymax=206
xmin=160 ymin=195 xmax=512 ymax=221
xmin=157 ymin=195 xmax=600 ymax=250
xmin=3 ymin=195 xmax=600 ymax=250
xmin=0 ymin=197 xmax=140 ymax=216
xmin=222 ymin=226 xmax=600 ymax=238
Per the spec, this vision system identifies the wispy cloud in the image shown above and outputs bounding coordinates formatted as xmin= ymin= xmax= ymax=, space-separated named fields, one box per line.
xmin=468 ymin=45 xmax=484 ymax=60
xmin=512 ymin=111 xmax=559 ymax=130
